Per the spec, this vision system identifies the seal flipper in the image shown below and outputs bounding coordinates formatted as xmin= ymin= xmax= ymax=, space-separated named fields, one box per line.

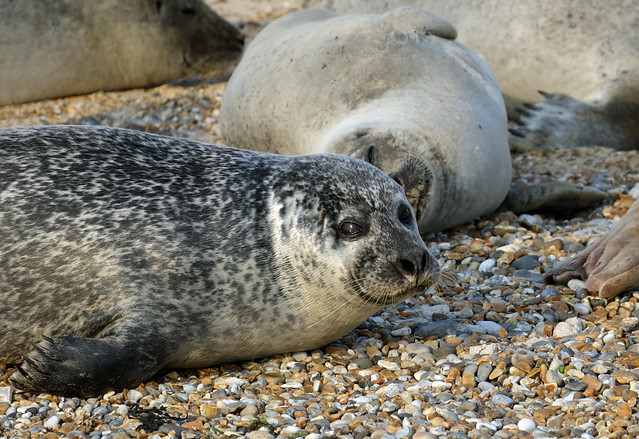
xmin=500 ymin=182 xmax=607 ymax=214
xmin=10 ymin=331 xmax=173 ymax=397
xmin=508 ymin=92 xmax=639 ymax=151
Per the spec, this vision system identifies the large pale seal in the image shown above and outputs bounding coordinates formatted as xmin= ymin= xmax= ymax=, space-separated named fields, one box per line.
xmin=220 ymin=8 xmax=512 ymax=234
xmin=319 ymin=0 xmax=639 ymax=150
xmin=0 ymin=0 xmax=244 ymax=105
xmin=0 ymin=125 xmax=438 ymax=397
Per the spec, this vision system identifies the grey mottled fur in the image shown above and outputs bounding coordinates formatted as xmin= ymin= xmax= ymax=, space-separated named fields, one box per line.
xmin=0 ymin=125 xmax=438 ymax=396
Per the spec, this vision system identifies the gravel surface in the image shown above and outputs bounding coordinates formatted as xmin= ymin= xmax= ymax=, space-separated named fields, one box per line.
xmin=2 ymin=2 xmax=639 ymax=439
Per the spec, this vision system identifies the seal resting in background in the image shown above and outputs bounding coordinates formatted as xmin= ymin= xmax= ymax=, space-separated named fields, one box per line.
xmin=221 ymin=8 xmax=513 ymax=234
xmin=318 ymin=0 xmax=639 ymax=150
xmin=0 ymin=125 xmax=438 ymax=397
xmin=544 ymin=199 xmax=639 ymax=299
xmin=0 ymin=0 xmax=244 ymax=105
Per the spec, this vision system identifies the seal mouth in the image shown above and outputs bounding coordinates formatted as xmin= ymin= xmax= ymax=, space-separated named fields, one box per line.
xmin=350 ymin=269 xmax=425 ymax=306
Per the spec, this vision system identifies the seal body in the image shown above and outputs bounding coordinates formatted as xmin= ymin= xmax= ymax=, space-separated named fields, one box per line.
xmin=0 ymin=0 xmax=244 ymax=105
xmin=0 ymin=125 xmax=438 ymax=397
xmin=319 ymin=0 xmax=639 ymax=149
xmin=220 ymin=8 xmax=511 ymax=234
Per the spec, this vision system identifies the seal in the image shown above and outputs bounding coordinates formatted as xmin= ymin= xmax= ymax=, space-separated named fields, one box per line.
xmin=544 ymin=199 xmax=639 ymax=299
xmin=318 ymin=0 xmax=639 ymax=150
xmin=220 ymin=8 xmax=512 ymax=234
xmin=0 ymin=0 xmax=244 ymax=105
xmin=0 ymin=125 xmax=439 ymax=397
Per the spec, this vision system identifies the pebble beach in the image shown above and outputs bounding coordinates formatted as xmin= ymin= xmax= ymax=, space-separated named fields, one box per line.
xmin=2 ymin=2 xmax=639 ymax=439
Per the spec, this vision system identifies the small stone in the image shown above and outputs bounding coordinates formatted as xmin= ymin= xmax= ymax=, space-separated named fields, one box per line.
xmin=545 ymin=369 xmax=564 ymax=385
xmin=573 ymin=303 xmax=592 ymax=315
xmin=44 ymin=415 xmax=61 ymax=430
xmin=476 ymin=321 xmax=503 ymax=336
xmin=553 ymin=317 xmax=584 ymax=337
xmin=126 ymin=389 xmax=144 ymax=403
xmin=478 ymin=259 xmax=496 ymax=273
xmin=611 ymin=370 xmax=638 ymax=384
xmin=477 ymin=363 xmax=493 ymax=382
xmin=615 ymin=402 xmax=632 ymax=418
xmin=491 ymin=394 xmax=514 ymax=407
xmin=512 ymin=255 xmax=540 ymax=270
xmin=565 ymin=381 xmax=588 ymax=391
xmin=517 ymin=418 xmax=535 ymax=433
xmin=567 ymin=279 xmax=587 ymax=291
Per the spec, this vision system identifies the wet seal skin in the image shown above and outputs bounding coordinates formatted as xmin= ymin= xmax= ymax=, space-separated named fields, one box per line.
xmin=0 ymin=125 xmax=439 ymax=397
xmin=0 ymin=0 xmax=244 ymax=105
xmin=220 ymin=7 xmax=512 ymax=234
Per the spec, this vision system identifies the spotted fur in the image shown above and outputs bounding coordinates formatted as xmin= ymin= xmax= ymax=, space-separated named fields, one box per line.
xmin=0 ymin=125 xmax=438 ymax=396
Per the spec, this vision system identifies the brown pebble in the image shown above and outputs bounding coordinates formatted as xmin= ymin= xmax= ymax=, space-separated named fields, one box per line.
xmin=181 ymin=419 xmax=204 ymax=430
xmin=324 ymin=346 xmax=347 ymax=355
xmin=612 ymin=370 xmax=638 ymax=384
xmin=582 ymin=375 xmax=603 ymax=396
xmin=615 ymin=402 xmax=632 ymax=418
xmin=200 ymin=404 xmax=218 ymax=418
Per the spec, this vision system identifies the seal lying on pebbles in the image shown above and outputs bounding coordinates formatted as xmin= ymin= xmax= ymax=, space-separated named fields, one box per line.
xmin=0 ymin=125 xmax=439 ymax=397
xmin=221 ymin=8 xmax=512 ymax=234
xmin=318 ymin=0 xmax=639 ymax=150
xmin=544 ymin=199 xmax=639 ymax=299
xmin=0 ymin=0 xmax=244 ymax=106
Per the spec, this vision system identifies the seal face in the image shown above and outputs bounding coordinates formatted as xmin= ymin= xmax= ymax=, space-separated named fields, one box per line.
xmin=220 ymin=7 xmax=511 ymax=234
xmin=0 ymin=0 xmax=244 ymax=105
xmin=0 ymin=125 xmax=438 ymax=396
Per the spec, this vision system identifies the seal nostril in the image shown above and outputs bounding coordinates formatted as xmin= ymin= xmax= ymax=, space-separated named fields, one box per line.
xmin=398 ymin=258 xmax=416 ymax=276
xmin=421 ymin=252 xmax=428 ymax=271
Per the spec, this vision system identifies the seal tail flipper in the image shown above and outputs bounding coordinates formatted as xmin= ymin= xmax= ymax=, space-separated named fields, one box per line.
xmin=9 ymin=328 xmax=174 ymax=397
xmin=508 ymin=91 xmax=639 ymax=151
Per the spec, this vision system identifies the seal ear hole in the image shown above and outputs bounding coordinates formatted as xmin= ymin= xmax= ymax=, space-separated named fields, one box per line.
xmin=338 ymin=220 xmax=366 ymax=239
xmin=155 ymin=1 xmax=162 ymax=12
xmin=398 ymin=204 xmax=413 ymax=225
xmin=181 ymin=7 xmax=197 ymax=16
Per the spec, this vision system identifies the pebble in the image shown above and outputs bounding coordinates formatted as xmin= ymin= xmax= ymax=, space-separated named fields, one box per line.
xmin=2 ymin=23 xmax=639 ymax=439
xmin=517 ymin=418 xmax=536 ymax=433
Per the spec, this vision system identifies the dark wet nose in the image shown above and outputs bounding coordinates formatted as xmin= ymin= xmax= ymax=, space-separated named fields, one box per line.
xmin=396 ymin=251 xmax=434 ymax=285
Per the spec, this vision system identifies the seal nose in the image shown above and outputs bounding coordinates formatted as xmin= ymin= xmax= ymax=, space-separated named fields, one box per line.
xmin=396 ymin=251 xmax=434 ymax=286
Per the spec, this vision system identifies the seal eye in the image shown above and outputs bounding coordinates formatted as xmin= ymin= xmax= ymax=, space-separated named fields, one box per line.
xmin=339 ymin=221 xmax=365 ymax=238
xmin=398 ymin=204 xmax=413 ymax=225
xmin=365 ymin=145 xmax=375 ymax=164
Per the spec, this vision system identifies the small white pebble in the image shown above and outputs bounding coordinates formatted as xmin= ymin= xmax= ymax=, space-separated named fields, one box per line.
xmin=517 ymin=418 xmax=536 ymax=432
xmin=44 ymin=415 xmax=60 ymax=429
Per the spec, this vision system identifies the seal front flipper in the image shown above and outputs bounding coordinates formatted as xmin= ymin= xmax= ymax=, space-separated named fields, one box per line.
xmin=10 ymin=330 xmax=173 ymax=397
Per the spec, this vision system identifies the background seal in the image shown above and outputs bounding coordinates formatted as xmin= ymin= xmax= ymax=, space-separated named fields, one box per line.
xmin=220 ymin=8 xmax=512 ymax=234
xmin=0 ymin=0 xmax=244 ymax=105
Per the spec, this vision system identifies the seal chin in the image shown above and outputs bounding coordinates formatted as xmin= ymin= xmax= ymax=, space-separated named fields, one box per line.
xmin=350 ymin=271 xmax=436 ymax=307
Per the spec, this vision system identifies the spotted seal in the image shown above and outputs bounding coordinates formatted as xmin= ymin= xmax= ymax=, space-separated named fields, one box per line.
xmin=318 ymin=0 xmax=639 ymax=150
xmin=220 ymin=8 xmax=512 ymax=234
xmin=0 ymin=0 xmax=244 ymax=105
xmin=0 ymin=125 xmax=438 ymax=397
